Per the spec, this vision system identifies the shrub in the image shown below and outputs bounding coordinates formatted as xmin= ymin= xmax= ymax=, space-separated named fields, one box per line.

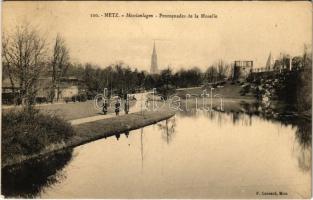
xmin=71 ymin=94 xmax=87 ymax=102
xmin=64 ymin=97 xmax=71 ymax=103
xmin=240 ymin=84 xmax=250 ymax=96
xmin=156 ymin=84 xmax=175 ymax=100
xmin=2 ymin=107 xmax=75 ymax=161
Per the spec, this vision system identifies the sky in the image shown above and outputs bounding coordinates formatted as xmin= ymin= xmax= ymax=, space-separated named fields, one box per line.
xmin=2 ymin=1 xmax=312 ymax=72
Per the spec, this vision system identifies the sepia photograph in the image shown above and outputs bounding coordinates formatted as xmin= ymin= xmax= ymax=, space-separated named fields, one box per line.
xmin=1 ymin=1 xmax=312 ymax=198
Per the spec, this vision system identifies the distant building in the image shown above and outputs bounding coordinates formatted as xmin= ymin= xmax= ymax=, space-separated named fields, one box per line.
xmin=2 ymin=78 xmax=21 ymax=104
xmin=150 ymin=42 xmax=159 ymax=74
xmin=2 ymin=76 xmax=85 ymax=104
xmin=35 ymin=76 xmax=85 ymax=101
xmin=233 ymin=60 xmax=253 ymax=82
xmin=57 ymin=76 xmax=85 ymax=100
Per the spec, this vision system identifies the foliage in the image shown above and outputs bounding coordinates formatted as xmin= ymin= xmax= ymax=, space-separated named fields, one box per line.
xmin=275 ymin=49 xmax=312 ymax=112
xmin=2 ymin=108 xmax=75 ymax=161
xmin=240 ymin=84 xmax=250 ymax=96
xmin=173 ymin=67 xmax=203 ymax=88
xmin=252 ymin=48 xmax=312 ymax=113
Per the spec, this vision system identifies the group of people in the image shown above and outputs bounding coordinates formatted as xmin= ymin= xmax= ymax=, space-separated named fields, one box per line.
xmin=102 ymin=98 xmax=130 ymax=116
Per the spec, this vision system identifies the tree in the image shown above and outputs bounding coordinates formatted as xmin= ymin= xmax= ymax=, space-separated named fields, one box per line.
xmin=51 ymin=34 xmax=70 ymax=101
xmin=292 ymin=56 xmax=303 ymax=70
xmin=296 ymin=46 xmax=312 ymax=112
xmin=156 ymin=67 xmax=175 ymax=99
xmin=2 ymin=24 xmax=47 ymax=106
xmin=216 ymin=59 xmax=230 ymax=81
xmin=2 ymin=35 xmax=17 ymax=100
xmin=205 ymin=66 xmax=218 ymax=83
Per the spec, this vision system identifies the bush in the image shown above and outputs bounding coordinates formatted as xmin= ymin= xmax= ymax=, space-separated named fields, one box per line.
xmin=240 ymin=84 xmax=250 ymax=96
xmin=35 ymin=97 xmax=48 ymax=104
xmin=156 ymin=84 xmax=176 ymax=100
xmin=64 ymin=97 xmax=71 ymax=103
xmin=2 ymin=108 xmax=75 ymax=161
xmin=71 ymin=94 xmax=87 ymax=102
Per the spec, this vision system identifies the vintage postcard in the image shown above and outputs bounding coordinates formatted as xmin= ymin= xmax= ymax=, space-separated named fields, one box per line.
xmin=1 ymin=1 xmax=312 ymax=199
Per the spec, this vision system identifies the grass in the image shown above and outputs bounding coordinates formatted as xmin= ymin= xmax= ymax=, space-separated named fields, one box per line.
xmin=175 ymin=81 xmax=254 ymax=99
xmin=2 ymin=107 xmax=74 ymax=165
xmin=179 ymin=98 xmax=256 ymax=113
xmin=2 ymin=99 xmax=137 ymax=121
xmin=71 ymin=110 xmax=175 ymax=147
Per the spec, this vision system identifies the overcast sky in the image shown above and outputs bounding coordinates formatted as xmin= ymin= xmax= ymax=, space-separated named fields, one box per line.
xmin=3 ymin=1 xmax=312 ymax=72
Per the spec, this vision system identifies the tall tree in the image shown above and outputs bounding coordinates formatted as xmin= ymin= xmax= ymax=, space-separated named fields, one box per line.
xmin=216 ymin=60 xmax=229 ymax=81
xmin=51 ymin=34 xmax=70 ymax=101
xmin=2 ymin=35 xmax=17 ymax=100
xmin=205 ymin=66 xmax=218 ymax=83
xmin=2 ymin=24 xmax=47 ymax=106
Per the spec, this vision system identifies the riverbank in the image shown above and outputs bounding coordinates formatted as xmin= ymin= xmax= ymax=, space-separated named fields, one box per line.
xmin=175 ymin=82 xmax=255 ymax=99
xmin=174 ymin=83 xmax=311 ymax=120
xmin=2 ymin=110 xmax=175 ymax=169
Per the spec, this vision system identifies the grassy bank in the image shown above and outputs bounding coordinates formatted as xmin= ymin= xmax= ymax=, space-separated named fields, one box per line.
xmin=2 ymin=99 xmax=137 ymax=121
xmin=178 ymin=98 xmax=256 ymax=113
xmin=72 ymin=110 xmax=175 ymax=145
xmin=2 ymin=110 xmax=175 ymax=169
xmin=175 ymin=82 xmax=254 ymax=99
xmin=2 ymin=108 xmax=75 ymax=168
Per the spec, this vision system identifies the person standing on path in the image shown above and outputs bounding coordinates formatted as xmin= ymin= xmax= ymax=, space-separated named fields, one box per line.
xmin=124 ymin=99 xmax=129 ymax=114
xmin=102 ymin=99 xmax=108 ymax=115
xmin=115 ymin=98 xmax=120 ymax=116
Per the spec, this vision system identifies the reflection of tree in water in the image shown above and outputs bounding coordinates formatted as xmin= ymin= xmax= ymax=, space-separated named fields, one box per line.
xmin=157 ymin=117 xmax=176 ymax=144
xmin=294 ymin=119 xmax=312 ymax=172
xmin=2 ymin=149 xmax=73 ymax=198
xmin=240 ymin=101 xmax=312 ymax=172
xmin=140 ymin=128 xmax=144 ymax=170
xmin=175 ymin=99 xmax=311 ymax=174
xmin=222 ymin=111 xmax=252 ymax=126
xmin=176 ymin=107 xmax=200 ymax=118
xmin=208 ymin=110 xmax=216 ymax=121
xmin=232 ymin=111 xmax=240 ymax=124
xmin=294 ymin=119 xmax=311 ymax=149
xmin=296 ymin=145 xmax=311 ymax=173
xmin=240 ymin=101 xmax=260 ymax=116
xmin=217 ymin=112 xmax=223 ymax=127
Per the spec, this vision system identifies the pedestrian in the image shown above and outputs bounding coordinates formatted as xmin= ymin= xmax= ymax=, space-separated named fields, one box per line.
xmin=125 ymin=99 xmax=129 ymax=114
xmin=102 ymin=99 xmax=108 ymax=115
xmin=115 ymin=99 xmax=120 ymax=116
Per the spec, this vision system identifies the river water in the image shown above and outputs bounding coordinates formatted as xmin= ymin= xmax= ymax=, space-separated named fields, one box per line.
xmin=2 ymin=107 xmax=311 ymax=198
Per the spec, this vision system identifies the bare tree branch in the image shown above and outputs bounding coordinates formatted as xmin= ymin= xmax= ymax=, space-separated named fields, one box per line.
xmin=2 ymin=24 xmax=47 ymax=106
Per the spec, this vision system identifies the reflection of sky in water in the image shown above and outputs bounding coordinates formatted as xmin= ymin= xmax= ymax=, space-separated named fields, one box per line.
xmin=32 ymin=110 xmax=311 ymax=199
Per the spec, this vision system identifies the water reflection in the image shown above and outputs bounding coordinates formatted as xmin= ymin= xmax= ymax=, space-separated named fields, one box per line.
xmin=294 ymin=120 xmax=312 ymax=173
xmin=115 ymin=133 xmax=121 ymax=140
xmin=140 ymin=128 xmax=144 ymax=169
xmin=125 ymin=131 xmax=130 ymax=138
xmin=2 ymin=149 xmax=73 ymax=198
xmin=239 ymin=101 xmax=312 ymax=149
xmin=178 ymin=101 xmax=311 ymax=150
xmin=180 ymin=101 xmax=312 ymax=178
xmin=157 ymin=117 xmax=176 ymax=144
xmin=294 ymin=119 xmax=312 ymax=149
xmin=3 ymin=100 xmax=311 ymax=198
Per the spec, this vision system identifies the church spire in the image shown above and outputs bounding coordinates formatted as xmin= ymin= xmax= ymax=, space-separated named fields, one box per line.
xmin=150 ymin=41 xmax=158 ymax=74
xmin=152 ymin=41 xmax=156 ymax=54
